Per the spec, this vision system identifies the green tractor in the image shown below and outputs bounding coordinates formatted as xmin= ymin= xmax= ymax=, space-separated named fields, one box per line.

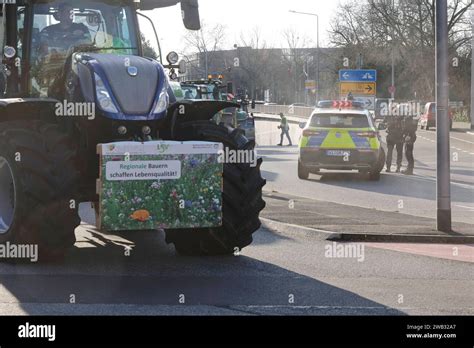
xmin=180 ymin=78 xmax=256 ymax=140
xmin=0 ymin=0 xmax=265 ymax=260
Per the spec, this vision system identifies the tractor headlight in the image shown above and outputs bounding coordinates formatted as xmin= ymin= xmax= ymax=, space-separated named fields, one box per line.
xmin=153 ymin=90 xmax=169 ymax=114
xmin=95 ymin=73 xmax=118 ymax=113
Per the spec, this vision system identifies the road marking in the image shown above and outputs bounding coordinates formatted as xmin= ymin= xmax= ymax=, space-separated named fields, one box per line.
xmin=402 ymin=174 xmax=474 ymax=190
xmin=420 ymin=131 xmax=474 ymax=145
xmin=455 ymin=205 xmax=474 ymax=211
xmin=366 ymin=243 xmax=474 ymax=263
xmin=450 ymin=136 xmax=474 ymax=145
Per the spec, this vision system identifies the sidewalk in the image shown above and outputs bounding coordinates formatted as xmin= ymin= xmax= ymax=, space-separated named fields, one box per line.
xmin=452 ymin=122 xmax=474 ymax=134
xmin=253 ymin=112 xmax=307 ymax=124
xmin=261 ymin=191 xmax=474 ymax=244
xmin=254 ymin=114 xmax=474 ymax=135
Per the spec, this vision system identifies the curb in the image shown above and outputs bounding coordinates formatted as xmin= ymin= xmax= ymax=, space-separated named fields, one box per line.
xmin=261 ymin=218 xmax=340 ymax=241
xmin=260 ymin=218 xmax=474 ymax=244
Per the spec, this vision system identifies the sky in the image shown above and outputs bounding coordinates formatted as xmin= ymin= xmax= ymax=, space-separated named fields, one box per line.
xmin=140 ymin=0 xmax=342 ymax=57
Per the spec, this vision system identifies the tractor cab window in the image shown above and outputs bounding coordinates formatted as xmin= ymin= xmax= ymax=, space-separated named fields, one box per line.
xmin=182 ymin=86 xmax=199 ymax=100
xmin=29 ymin=1 xmax=138 ymax=97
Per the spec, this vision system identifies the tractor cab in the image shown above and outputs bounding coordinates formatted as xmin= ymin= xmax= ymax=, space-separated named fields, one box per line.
xmin=27 ymin=1 xmax=139 ymax=97
xmin=0 ymin=0 xmax=199 ymax=98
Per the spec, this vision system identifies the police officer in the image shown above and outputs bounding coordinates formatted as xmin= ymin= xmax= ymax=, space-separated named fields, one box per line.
xmin=385 ymin=116 xmax=404 ymax=173
xmin=402 ymin=116 xmax=418 ymax=175
xmin=278 ymin=113 xmax=292 ymax=146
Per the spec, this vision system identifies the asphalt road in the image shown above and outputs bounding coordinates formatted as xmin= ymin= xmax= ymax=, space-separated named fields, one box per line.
xmin=0 ymin=224 xmax=472 ymax=315
xmin=0 ymin=119 xmax=472 ymax=316
xmin=256 ymin=120 xmax=474 ymax=224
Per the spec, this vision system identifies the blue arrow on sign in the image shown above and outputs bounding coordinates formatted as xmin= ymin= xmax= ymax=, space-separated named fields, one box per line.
xmin=339 ymin=70 xmax=377 ymax=82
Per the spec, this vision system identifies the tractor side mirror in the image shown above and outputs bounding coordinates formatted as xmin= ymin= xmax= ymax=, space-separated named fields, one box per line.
xmin=181 ymin=0 xmax=201 ymax=30
xmin=299 ymin=122 xmax=306 ymax=129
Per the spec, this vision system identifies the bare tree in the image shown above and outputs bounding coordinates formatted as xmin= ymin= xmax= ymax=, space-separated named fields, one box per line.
xmin=329 ymin=0 xmax=472 ymax=101
xmin=182 ymin=21 xmax=227 ymax=79
xmin=282 ymin=28 xmax=315 ymax=103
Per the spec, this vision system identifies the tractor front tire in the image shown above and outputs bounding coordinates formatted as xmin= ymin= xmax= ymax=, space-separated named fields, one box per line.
xmin=165 ymin=121 xmax=266 ymax=256
xmin=0 ymin=121 xmax=80 ymax=262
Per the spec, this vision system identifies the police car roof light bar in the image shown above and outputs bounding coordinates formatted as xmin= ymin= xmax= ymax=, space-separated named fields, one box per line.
xmin=317 ymin=101 xmax=365 ymax=109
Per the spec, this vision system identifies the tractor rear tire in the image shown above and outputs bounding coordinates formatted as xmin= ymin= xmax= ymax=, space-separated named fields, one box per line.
xmin=165 ymin=121 xmax=266 ymax=256
xmin=0 ymin=121 xmax=80 ymax=262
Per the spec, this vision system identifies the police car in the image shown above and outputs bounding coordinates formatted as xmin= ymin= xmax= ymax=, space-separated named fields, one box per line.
xmin=298 ymin=101 xmax=386 ymax=181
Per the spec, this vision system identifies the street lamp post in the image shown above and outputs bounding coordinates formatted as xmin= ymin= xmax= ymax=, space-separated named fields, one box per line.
xmin=387 ymin=38 xmax=396 ymax=100
xmin=436 ymin=0 xmax=452 ymax=232
xmin=470 ymin=9 xmax=474 ymax=130
xmin=289 ymin=10 xmax=320 ymax=104
xmin=391 ymin=45 xmax=395 ymax=99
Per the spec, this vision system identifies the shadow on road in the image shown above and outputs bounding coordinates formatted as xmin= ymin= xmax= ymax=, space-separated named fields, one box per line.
xmin=306 ymin=172 xmax=473 ymax=203
xmin=0 ymin=227 xmax=406 ymax=315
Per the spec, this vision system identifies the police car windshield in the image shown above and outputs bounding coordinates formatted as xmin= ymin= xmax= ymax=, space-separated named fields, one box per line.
xmin=310 ymin=114 xmax=370 ymax=128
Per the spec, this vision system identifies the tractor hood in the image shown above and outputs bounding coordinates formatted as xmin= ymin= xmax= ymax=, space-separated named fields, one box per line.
xmin=73 ymin=53 xmax=169 ymax=121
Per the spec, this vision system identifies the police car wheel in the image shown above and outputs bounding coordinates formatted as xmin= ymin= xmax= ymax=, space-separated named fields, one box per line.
xmin=298 ymin=161 xmax=310 ymax=180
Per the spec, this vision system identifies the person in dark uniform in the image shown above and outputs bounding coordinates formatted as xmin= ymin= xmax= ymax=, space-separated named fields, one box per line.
xmin=385 ymin=116 xmax=404 ymax=173
xmin=402 ymin=116 xmax=418 ymax=175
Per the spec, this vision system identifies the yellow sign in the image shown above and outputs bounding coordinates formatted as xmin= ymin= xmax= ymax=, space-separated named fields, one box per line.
xmin=340 ymin=82 xmax=376 ymax=96
xmin=305 ymin=80 xmax=317 ymax=90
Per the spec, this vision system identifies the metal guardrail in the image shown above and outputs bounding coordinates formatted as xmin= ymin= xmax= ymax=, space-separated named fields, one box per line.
xmin=253 ymin=104 xmax=314 ymax=119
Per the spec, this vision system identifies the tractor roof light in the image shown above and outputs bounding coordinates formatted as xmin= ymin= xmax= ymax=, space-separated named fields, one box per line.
xmin=166 ymin=51 xmax=179 ymax=65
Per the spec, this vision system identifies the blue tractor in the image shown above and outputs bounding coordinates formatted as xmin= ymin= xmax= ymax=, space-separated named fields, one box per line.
xmin=0 ymin=0 xmax=265 ymax=260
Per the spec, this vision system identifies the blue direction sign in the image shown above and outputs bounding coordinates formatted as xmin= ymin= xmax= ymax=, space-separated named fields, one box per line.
xmin=339 ymin=69 xmax=377 ymax=82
